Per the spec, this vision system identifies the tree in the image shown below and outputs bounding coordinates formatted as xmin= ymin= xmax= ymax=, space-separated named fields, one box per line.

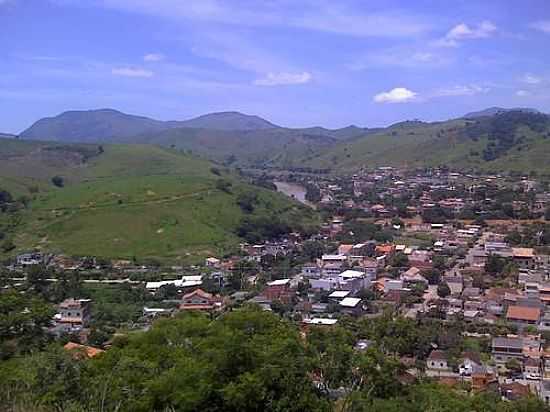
xmin=437 ymin=282 xmax=451 ymax=298
xmin=301 ymin=240 xmax=325 ymax=261
xmin=51 ymin=175 xmax=64 ymax=188
xmin=0 ymin=238 xmax=15 ymax=253
xmin=485 ymin=255 xmax=507 ymax=276
xmin=0 ymin=290 xmax=54 ymax=359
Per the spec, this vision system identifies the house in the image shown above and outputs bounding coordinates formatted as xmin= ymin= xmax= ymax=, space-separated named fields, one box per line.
xmin=57 ymin=298 xmax=92 ymax=331
xmin=512 ymin=248 xmax=536 ymax=270
xmin=261 ymin=279 xmax=294 ymax=303
xmin=426 ymin=350 xmax=455 ymax=377
xmin=401 ymin=267 xmax=428 ymax=285
xmin=506 ymin=306 xmax=541 ymax=329
xmin=179 ymin=289 xmax=224 ymax=312
xmin=205 ymin=257 xmax=221 ymax=268
xmin=501 ymin=382 xmax=530 ymax=401
xmin=492 ymin=337 xmax=524 ymax=368
xmin=16 ymin=252 xmax=44 ymax=266
xmin=328 ymin=290 xmax=351 ymax=302
xmin=301 ymin=318 xmax=338 ymax=329
xmin=339 ymin=297 xmax=363 ymax=316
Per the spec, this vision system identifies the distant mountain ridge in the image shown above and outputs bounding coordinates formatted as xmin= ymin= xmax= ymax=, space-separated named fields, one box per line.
xmin=19 ymin=109 xmax=282 ymax=143
xmin=178 ymin=111 xmax=279 ymax=130
xmin=14 ymin=106 xmax=549 ymax=172
xmin=463 ymin=107 xmax=540 ymax=118
xmin=17 ymin=108 xmax=371 ymax=167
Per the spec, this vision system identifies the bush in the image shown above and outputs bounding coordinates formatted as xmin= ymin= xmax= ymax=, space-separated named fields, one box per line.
xmin=51 ymin=176 xmax=64 ymax=188
xmin=215 ymin=179 xmax=232 ymax=193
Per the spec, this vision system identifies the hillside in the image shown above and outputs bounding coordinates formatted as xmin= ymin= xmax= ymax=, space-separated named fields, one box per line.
xmin=126 ymin=126 xmax=347 ymax=167
xmin=300 ymin=111 xmax=550 ymax=175
xmin=0 ymin=139 xmax=318 ymax=261
xmin=463 ymin=106 xmax=540 ymax=118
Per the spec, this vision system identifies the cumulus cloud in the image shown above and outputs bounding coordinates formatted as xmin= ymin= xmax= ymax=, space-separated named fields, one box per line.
xmin=373 ymin=87 xmax=417 ymax=103
xmin=254 ymin=71 xmax=312 ymax=86
xmin=520 ymin=73 xmax=542 ymax=84
xmin=530 ymin=20 xmax=550 ymax=34
xmin=436 ymin=20 xmax=496 ymax=47
xmin=143 ymin=53 xmax=165 ymax=62
xmin=111 ymin=67 xmax=153 ymax=78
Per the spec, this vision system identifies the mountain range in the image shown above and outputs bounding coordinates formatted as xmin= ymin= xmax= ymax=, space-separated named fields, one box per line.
xmin=12 ymin=107 xmax=550 ymax=173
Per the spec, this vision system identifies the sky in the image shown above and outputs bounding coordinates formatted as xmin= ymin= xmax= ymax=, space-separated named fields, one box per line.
xmin=1 ymin=0 xmax=550 ymax=133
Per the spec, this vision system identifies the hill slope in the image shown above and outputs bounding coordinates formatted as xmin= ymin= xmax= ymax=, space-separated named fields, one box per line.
xmin=463 ymin=107 xmax=540 ymax=118
xmin=0 ymin=139 xmax=318 ymax=261
xmin=300 ymin=111 xmax=550 ymax=174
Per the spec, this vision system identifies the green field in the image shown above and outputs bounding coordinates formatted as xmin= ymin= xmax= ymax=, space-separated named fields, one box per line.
xmin=0 ymin=139 xmax=318 ymax=261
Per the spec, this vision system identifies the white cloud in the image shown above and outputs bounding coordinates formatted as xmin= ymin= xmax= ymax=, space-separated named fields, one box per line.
xmin=254 ymin=72 xmax=312 ymax=86
xmin=373 ymin=87 xmax=417 ymax=103
xmin=144 ymin=53 xmax=165 ymax=62
xmin=434 ymin=84 xmax=490 ymax=97
xmin=111 ymin=67 xmax=153 ymax=78
xmin=520 ymin=73 xmax=542 ymax=84
xmin=516 ymin=90 xmax=531 ymax=97
xmin=350 ymin=49 xmax=452 ymax=70
xmin=530 ymin=20 xmax=550 ymax=34
xmin=98 ymin=0 xmax=430 ymax=38
xmin=436 ymin=20 xmax=497 ymax=47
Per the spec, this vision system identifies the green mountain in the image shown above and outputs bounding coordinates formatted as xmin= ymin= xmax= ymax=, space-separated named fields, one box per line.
xmin=0 ymin=138 xmax=317 ymax=261
xmin=463 ymin=106 xmax=540 ymax=118
xmin=18 ymin=108 xmax=368 ymax=167
xmin=299 ymin=110 xmax=550 ymax=174
xmin=19 ymin=109 xmax=174 ymax=143
xmin=178 ymin=111 xmax=280 ymax=130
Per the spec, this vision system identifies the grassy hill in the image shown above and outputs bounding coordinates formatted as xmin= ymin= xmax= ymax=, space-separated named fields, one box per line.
xmin=0 ymin=139 xmax=318 ymax=261
xmin=300 ymin=111 xmax=550 ymax=175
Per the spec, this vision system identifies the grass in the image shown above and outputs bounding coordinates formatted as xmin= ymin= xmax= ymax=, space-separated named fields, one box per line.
xmin=0 ymin=139 xmax=318 ymax=261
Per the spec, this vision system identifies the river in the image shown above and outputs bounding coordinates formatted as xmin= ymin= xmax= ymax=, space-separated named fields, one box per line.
xmin=274 ymin=181 xmax=312 ymax=207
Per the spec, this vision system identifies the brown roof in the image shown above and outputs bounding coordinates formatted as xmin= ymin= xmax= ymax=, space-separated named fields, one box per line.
xmin=506 ymin=306 xmax=541 ymax=322
xmin=512 ymin=248 xmax=535 ymax=258
xmin=428 ymin=350 xmax=447 ymax=360
xmin=182 ymin=288 xmax=214 ymax=300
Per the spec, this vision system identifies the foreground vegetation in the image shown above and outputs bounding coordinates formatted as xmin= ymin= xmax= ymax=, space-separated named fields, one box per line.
xmin=1 ymin=293 xmax=547 ymax=412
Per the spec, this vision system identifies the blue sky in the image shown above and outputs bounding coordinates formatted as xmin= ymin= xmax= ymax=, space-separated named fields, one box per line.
xmin=1 ymin=0 xmax=550 ymax=133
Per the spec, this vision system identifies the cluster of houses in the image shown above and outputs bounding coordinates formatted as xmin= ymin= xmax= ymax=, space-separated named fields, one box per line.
xmin=9 ymin=166 xmax=550 ymax=403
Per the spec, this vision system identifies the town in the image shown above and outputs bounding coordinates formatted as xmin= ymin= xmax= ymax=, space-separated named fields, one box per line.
xmin=3 ymin=166 xmax=550 ymax=407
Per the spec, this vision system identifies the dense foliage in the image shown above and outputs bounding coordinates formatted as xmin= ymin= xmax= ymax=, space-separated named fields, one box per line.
xmin=1 ymin=301 xmax=547 ymax=412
